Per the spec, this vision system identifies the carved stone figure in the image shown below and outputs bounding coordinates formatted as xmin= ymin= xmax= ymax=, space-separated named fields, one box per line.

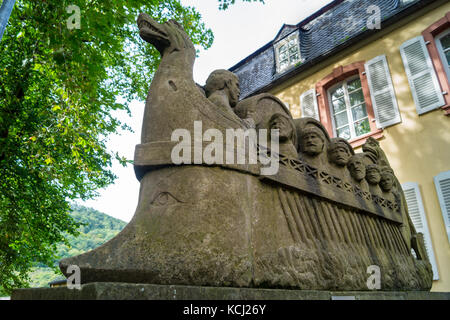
xmin=366 ymin=163 xmax=383 ymax=197
xmin=362 ymin=138 xmax=420 ymax=253
xmin=362 ymin=137 xmax=389 ymax=167
xmin=268 ymin=113 xmax=297 ymax=158
xmin=328 ymin=137 xmax=354 ymax=179
xmin=347 ymin=154 xmax=369 ymax=192
xmin=205 ymin=69 xmax=241 ymax=118
xmin=380 ymin=166 xmax=396 ymax=203
xmin=301 ymin=127 xmax=324 ymax=156
xmin=295 ymin=118 xmax=330 ymax=169
xmin=328 ymin=137 xmax=353 ymax=166
xmin=57 ymin=14 xmax=433 ymax=291
xmin=234 ymin=93 xmax=292 ymax=130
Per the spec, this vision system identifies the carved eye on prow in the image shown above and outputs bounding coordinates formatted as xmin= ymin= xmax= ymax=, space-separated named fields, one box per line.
xmin=168 ymin=80 xmax=177 ymax=91
xmin=150 ymin=192 xmax=181 ymax=207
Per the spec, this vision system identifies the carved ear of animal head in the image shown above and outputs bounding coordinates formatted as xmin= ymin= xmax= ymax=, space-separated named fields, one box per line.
xmin=137 ymin=13 xmax=194 ymax=54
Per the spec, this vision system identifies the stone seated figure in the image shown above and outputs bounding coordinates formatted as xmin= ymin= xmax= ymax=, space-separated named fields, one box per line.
xmin=347 ymin=153 xmax=370 ymax=193
xmin=380 ymin=166 xmax=397 ymax=204
xmin=327 ymin=137 xmax=354 ymax=181
xmin=297 ymin=125 xmax=327 ymax=169
xmin=268 ymin=113 xmax=297 ymax=159
xmin=204 ymin=69 xmax=241 ymax=120
xmin=301 ymin=127 xmax=323 ymax=156
xmin=366 ymin=163 xmax=383 ymax=197
xmin=49 ymin=13 xmax=433 ymax=294
xmin=234 ymin=93 xmax=293 ymax=131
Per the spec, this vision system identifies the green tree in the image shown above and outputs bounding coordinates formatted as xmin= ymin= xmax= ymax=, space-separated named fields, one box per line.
xmin=26 ymin=205 xmax=126 ymax=290
xmin=0 ymin=0 xmax=214 ymax=294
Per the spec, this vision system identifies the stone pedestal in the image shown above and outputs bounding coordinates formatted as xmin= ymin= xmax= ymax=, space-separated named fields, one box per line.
xmin=11 ymin=282 xmax=450 ymax=300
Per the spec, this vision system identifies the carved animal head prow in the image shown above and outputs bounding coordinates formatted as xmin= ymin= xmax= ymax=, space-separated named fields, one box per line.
xmin=137 ymin=13 xmax=195 ymax=58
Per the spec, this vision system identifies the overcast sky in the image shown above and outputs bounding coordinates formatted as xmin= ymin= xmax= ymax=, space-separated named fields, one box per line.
xmin=80 ymin=0 xmax=333 ymax=222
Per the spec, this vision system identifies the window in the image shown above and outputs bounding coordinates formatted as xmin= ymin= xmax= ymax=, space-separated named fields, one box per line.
xmin=315 ymin=61 xmax=388 ymax=148
xmin=402 ymin=182 xmax=439 ymax=280
xmin=328 ymin=77 xmax=370 ymax=140
xmin=274 ymin=31 xmax=301 ymax=73
xmin=436 ymin=29 xmax=450 ymax=83
xmin=434 ymin=170 xmax=450 ymax=243
xmin=421 ymin=12 xmax=450 ymax=115
xmin=400 ymin=36 xmax=445 ymax=114
xmin=315 ymin=59 xmax=400 ymax=147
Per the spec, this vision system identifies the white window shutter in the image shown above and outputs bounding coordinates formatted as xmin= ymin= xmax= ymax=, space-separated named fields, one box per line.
xmin=300 ymin=89 xmax=319 ymax=121
xmin=365 ymin=55 xmax=401 ymax=128
xmin=402 ymin=182 xmax=439 ymax=280
xmin=400 ymin=36 xmax=445 ymax=114
xmin=434 ymin=171 xmax=450 ymax=243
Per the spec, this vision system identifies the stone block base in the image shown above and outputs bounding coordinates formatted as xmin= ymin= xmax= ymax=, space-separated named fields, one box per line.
xmin=11 ymin=282 xmax=450 ymax=300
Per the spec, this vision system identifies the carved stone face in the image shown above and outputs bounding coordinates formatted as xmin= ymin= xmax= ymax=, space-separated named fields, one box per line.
xmin=204 ymin=70 xmax=240 ymax=109
xmin=227 ymin=77 xmax=240 ymax=108
xmin=302 ymin=131 xmax=324 ymax=156
xmin=329 ymin=146 xmax=350 ymax=166
xmin=380 ymin=173 xmax=394 ymax=191
xmin=348 ymin=157 xmax=366 ymax=181
xmin=269 ymin=114 xmax=293 ymax=142
xmin=362 ymin=137 xmax=379 ymax=160
xmin=366 ymin=167 xmax=381 ymax=185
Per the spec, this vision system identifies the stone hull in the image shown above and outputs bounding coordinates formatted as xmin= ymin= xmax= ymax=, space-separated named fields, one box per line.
xmin=60 ymin=165 xmax=432 ymax=291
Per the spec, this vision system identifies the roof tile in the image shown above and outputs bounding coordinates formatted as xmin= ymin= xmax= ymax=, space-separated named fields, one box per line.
xmin=230 ymin=0 xmax=421 ymax=98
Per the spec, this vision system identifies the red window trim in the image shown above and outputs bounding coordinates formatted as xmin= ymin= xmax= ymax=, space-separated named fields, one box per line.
xmin=315 ymin=61 xmax=383 ymax=148
xmin=422 ymin=11 xmax=450 ymax=116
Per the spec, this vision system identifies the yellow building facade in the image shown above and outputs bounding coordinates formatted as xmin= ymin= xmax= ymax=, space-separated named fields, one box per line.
xmin=272 ymin=2 xmax=450 ymax=291
xmin=231 ymin=0 xmax=450 ymax=291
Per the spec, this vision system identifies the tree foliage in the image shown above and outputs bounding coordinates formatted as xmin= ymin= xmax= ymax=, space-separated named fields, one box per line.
xmin=0 ymin=0 xmax=213 ymax=294
xmin=26 ymin=205 xmax=126 ymax=291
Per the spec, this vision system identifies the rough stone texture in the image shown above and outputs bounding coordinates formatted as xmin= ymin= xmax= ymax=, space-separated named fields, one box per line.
xmin=12 ymin=283 xmax=450 ymax=300
xmin=55 ymin=14 xmax=433 ymax=292
xmin=60 ymin=166 xmax=254 ymax=287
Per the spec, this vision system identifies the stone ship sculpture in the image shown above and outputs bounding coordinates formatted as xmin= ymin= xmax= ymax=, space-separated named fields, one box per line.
xmin=59 ymin=13 xmax=433 ymax=291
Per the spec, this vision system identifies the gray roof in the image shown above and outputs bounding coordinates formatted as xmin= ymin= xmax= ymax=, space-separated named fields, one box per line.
xmin=229 ymin=0 xmax=434 ymax=99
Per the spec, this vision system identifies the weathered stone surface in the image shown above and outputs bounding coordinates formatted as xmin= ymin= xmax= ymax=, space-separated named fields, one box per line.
xmin=55 ymin=14 xmax=433 ymax=292
xmin=61 ymin=166 xmax=254 ymax=287
xmin=12 ymin=283 xmax=450 ymax=300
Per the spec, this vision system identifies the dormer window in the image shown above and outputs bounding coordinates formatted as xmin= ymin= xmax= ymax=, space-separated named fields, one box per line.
xmin=275 ymin=31 xmax=301 ymax=73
